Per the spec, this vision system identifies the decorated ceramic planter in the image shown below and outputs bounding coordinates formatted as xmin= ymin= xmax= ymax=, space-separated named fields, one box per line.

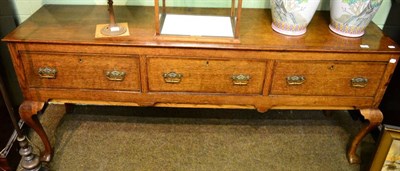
xmin=270 ymin=0 xmax=321 ymax=36
xmin=329 ymin=0 xmax=383 ymax=37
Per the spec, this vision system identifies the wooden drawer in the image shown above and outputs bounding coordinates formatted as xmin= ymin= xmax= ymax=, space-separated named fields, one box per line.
xmin=21 ymin=52 xmax=141 ymax=91
xmin=270 ymin=61 xmax=387 ymax=96
xmin=147 ymin=57 xmax=266 ymax=94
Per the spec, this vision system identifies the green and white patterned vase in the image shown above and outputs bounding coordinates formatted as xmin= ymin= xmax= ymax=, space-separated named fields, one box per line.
xmin=271 ymin=0 xmax=321 ymax=36
xmin=329 ymin=0 xmax=383 ymax=37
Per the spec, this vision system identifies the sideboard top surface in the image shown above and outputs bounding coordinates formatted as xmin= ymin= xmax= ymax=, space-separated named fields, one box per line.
xmin=3 ymin=5 xmax=400 ymax=53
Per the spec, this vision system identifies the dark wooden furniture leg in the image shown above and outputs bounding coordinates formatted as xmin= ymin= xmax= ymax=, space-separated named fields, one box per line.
xmin=347 ymin=108 xmax=383 ymax=164
xmin=65 ymin=103 xmax=74 ymax=114
xmin=18 ymin=101 xmax=52 ymax=162
xmin=323 ymin=110 xmax=333 ymax=117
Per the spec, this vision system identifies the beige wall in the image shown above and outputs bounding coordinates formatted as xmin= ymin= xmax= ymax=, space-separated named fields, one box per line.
xmin=13 ymin=0 xmax=392 ymax=28
xmin=13 ymin=0 xmax=44 ymax=23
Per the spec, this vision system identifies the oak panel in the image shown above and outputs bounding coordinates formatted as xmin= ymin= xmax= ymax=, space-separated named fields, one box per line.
xmin=147 ymin=57 xmax=267 ymax=94
xmin=3 ymin=6 xmax=400 ymax=53
xmin=270 ymin=61 xmax=387 ymax=96
xmin=21 ymin=52 xmax=141 ymax=91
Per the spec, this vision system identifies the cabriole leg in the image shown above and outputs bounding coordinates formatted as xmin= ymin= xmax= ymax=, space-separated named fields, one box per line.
xmin=19 ymin=101 xmax=52 ymax=162
xmin=347 ymin=109 xmax=383 ymax=164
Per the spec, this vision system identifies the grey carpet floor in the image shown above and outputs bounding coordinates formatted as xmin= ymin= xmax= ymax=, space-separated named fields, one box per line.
xmin=28 ymin=105 xmax=376 ymax=171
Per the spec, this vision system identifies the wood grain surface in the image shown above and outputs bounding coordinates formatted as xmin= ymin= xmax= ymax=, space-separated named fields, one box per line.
xmin=2 ymin=5 xmax=400 ymax=164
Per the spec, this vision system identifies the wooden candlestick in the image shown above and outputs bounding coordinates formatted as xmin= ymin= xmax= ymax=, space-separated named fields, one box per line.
xmin=0 ymin=74 xmax=43 ymax=170
xmin=101 ymin=0 xmax=127 ymax=36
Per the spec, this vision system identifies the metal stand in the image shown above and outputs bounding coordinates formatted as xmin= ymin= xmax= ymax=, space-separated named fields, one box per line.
xmin=17 ymin=136 xmax=41 ymax=171
xmin=0 ymin=75 xmax=43 ymax=170
xmin=101 ymin=0 xmax=127 ymax=36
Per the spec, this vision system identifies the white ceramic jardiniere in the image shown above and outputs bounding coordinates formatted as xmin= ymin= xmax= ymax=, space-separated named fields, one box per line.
xmin=329 ymin=0 xmax=383 ymax=37
xmin=270 ymin=0 xmax=321 ymax=36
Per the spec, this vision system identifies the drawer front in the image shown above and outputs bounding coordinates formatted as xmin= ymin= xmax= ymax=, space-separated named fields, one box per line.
xmin=147 ymin=57 xmax=266 ymax=94
xmin=270 ymin=61 xmax=386 ymax=96
xmin=21 ymin=52 xmax=141 ymax=91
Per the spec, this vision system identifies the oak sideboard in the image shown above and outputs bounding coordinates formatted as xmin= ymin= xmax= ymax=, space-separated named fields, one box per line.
xmin=3 ymin=5 xmax=400 ymax=164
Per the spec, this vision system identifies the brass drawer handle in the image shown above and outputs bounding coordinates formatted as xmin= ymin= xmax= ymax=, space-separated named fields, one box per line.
xmin=351 ymin=77 xmax=368 ymax=88
xmin=38 ymin=67 xmax=57 ymax=79
xmin=287 ymin=75 xmax=305 ymax=85
xmin=105 ymin=70 xmax=126 ymax=81
xmin=163 ymin=72 xmax=183 ymax=83
xmin=232 ymin=74 xmax=250 ymax=86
